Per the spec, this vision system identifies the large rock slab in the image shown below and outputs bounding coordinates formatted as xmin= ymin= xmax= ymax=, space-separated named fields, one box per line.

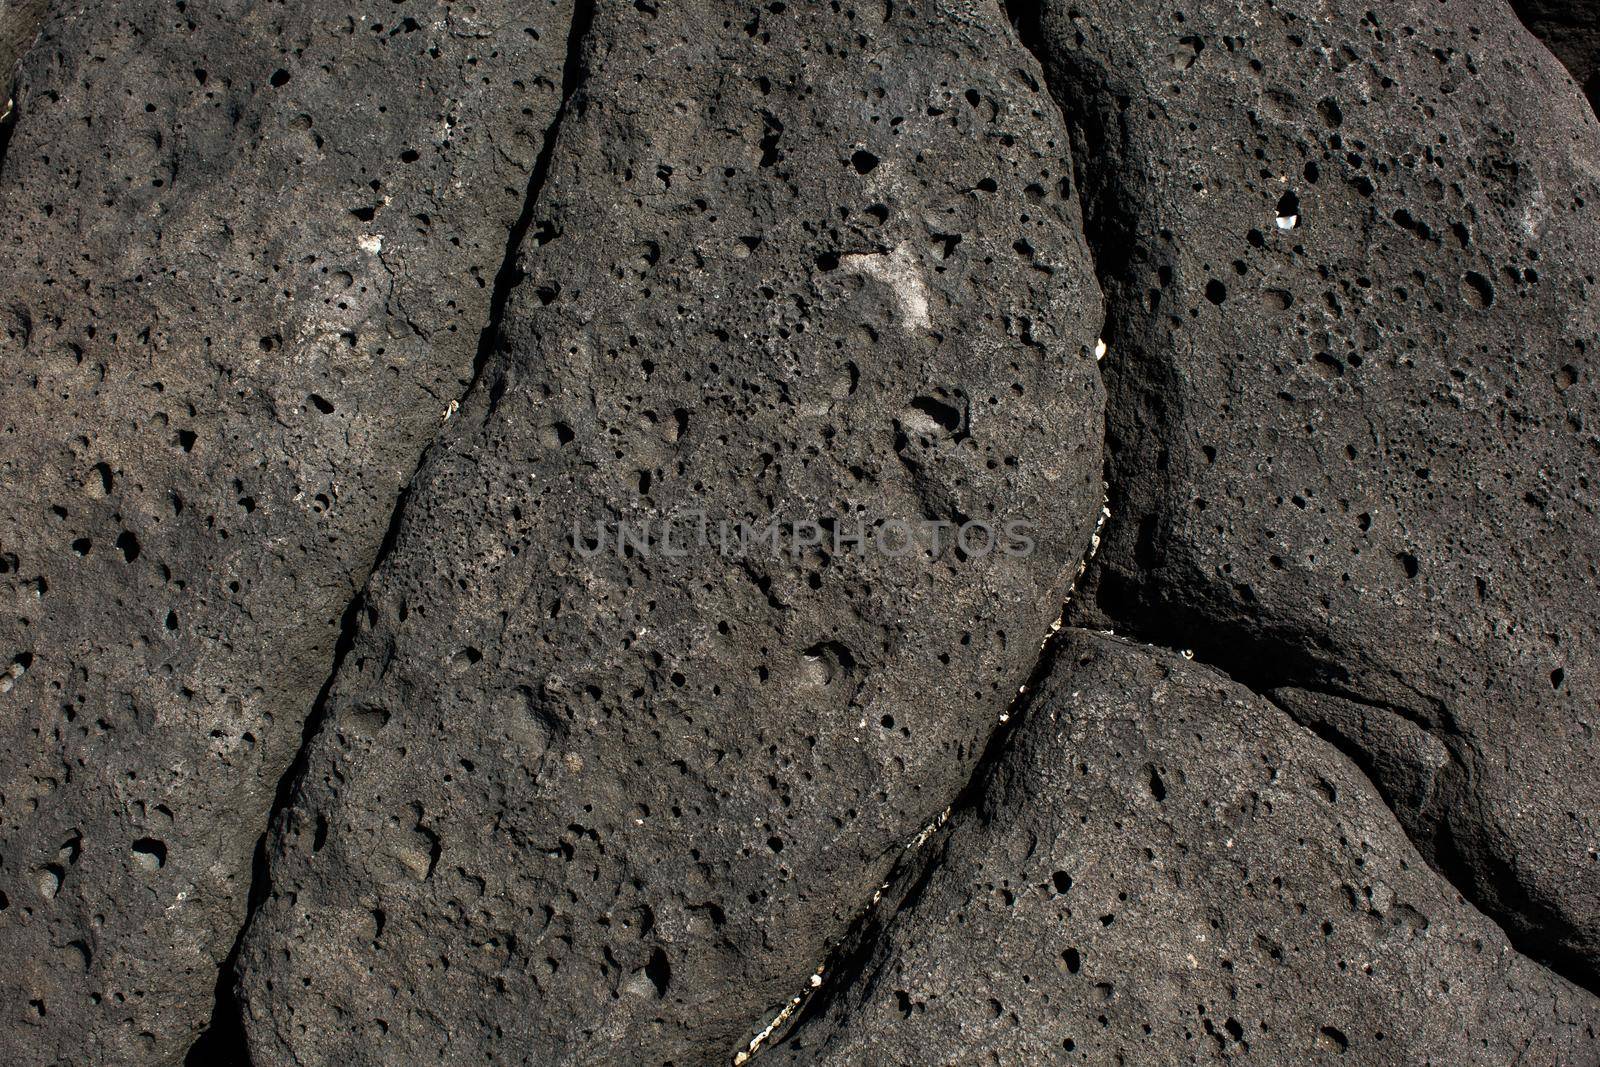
xmin=0 ymin=1 xmax=569 ymax=1060
xmin=775 ymin=631 xmax=1600 ymax=1064
xmin=1037 ymin=0 xmax=1600 ymax=985
xmin=235 ymin=1 xmax=1105 ymax=1062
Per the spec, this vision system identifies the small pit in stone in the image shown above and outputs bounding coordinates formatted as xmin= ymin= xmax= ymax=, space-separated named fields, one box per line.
xmin=1460 ymin=271 xmax=1494 ymax=310
xmin=1275 ymin=190 xmax=1300 ymax=229
xmin=799 ymin=641 xmax=856 ymax=687
xmin=132 ymin=838 xmax=167 ymax=872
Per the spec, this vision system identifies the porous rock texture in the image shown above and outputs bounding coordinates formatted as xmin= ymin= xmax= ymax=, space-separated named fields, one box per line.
xmin=772 ymin=631 xmax=1600 ymax=1065
xmin=234 ymin=1 xmax=1105 ymax=1063
xmin=0 ymin=0 xmax=569 ymax=1061
xmin=1036 ymin=0 xmax=1600 ymax=988
xmin=2 ymin=0 xmax=1600 ymax=1064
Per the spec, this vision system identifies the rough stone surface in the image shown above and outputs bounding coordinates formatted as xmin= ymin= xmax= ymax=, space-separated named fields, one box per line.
xmin=1513 ymin=0 xmax=1600 ymax=109
xmin=1037 ymin=0 xmax=1600 ymax=986
xmin=3 ymin=0 xmax=1599 ymax=1064
xmin=235 ymin=1 xmax=1105 ymax=1062
xmin=774 ymin=631 xmax=1600 ymax=1065
xmin=0 ymin=1 xmax=568 ymax=1060
xmin=0 ymin=1 xmax=48 ymax=99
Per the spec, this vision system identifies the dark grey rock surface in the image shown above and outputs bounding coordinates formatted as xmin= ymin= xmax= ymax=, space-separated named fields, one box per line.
xmin=0 ymin=1 xmax=568 ymax=1061
xmin=1 ymin=0 xmax=1598 ymax=1063
xmin=1037 ymin=0 xmax=1600 ymax=988
xmin=233 ymin=2 xmax=1106 ymax=1063
xmin=773 ymin=631 xmax=1600 ymax=1065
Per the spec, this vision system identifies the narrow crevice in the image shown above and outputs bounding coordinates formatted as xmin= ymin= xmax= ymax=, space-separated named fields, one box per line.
xmin=1007 ymin=0 xmax=1598 ymax=1002
xmin=0 ymin=0 xmax=53 ymax=179
xmin=1113 ymin=601 xmax=1600 ymax=991
xmin=754 ymin=599 xmax=1098 ymax=1059
xmin=468 ymin=0 xmax=595 ymax=393
xmin=764 ymin=604 xmax=1084 ymax=1057
xmin=182 ymin=511 xmax=396 ymax=1066
xmin=180 ymin=3 xmax=598 ymax=1061
xmin=0 ymin=100 xmax=16 ymax=177
xmin=1121 ymin=620 xmax=1597 ymax=995
xmin=743 ymin=6 xmax=1114 ymax=1054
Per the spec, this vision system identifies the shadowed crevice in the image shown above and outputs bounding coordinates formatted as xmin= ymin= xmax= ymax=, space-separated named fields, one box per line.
xmin=0 ymin=0 xmax=54 ymax=179
xmin=180 ymin=2 xmax=599 ymax=1061
xmin=1001 ymin=0 xmax=1599 ymax=1001
xmin=766 ymin=594 xmax=1089 ymax=1056
xmin=744 ymin=3 xmax=1115 ymax=1055
xmin=754 ymin=4 xmax=1598 ymax=1054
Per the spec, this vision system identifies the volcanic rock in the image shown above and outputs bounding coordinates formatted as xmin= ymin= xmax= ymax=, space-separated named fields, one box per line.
xmin=234 ymin=1 xmax=1106 ymax=1062
xmin=1036 ymin=0 xmax=1600 ymax=986
xmin=0 ymin=1 xmax=569 ymax=1059
xmin=775 ymin=631 xmax=1600 ymax=1065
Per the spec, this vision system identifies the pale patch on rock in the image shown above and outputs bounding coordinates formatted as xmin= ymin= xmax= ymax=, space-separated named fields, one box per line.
xmin=839 ymin=247 xmax=931 ymax=330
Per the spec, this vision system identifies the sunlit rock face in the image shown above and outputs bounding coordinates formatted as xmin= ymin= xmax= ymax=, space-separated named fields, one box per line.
xmin=1 ymin=1 xmax=1597 ymax=1064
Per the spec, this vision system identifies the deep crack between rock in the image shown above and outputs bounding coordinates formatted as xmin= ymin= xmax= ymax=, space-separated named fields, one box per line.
xmin=740 ymin=0 xmax=1598 ymax=1053
xmin=179 ymin=3 xmax=598 ymax=1061
xmin=747 ymin=490 xmax=1110 ymax=1063
xmin=0 ymin=0 xmax=51 ymax=179
xmin=735 ymin=5 xmax=1115 ymax=1056
xmin=0 ymin=100 xmax=15 ymax=177
xmin=1083 ymin=605 xmax=1600 ymax=995
xmin=1000 ymin=1 xmax=1593 ymax=995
